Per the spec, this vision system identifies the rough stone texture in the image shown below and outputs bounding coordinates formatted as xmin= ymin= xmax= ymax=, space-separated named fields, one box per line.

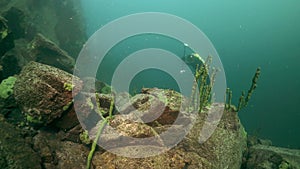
xmin=33 ymin=130 xmax=89 ymax=169
xmin=243 ymin=145 xmax=300 ymax=169
xmin=93 ymin=147 xmax=210 ymax=169
xmin=0 ymin=115 xmax=42 ymax=169
xmin=14 ymin=61 xmax=82 ymax=125
xmin=182 ymin=103 xmax=247 ymax=169
xmin=89 ymin=88 xmax=247 ymax=169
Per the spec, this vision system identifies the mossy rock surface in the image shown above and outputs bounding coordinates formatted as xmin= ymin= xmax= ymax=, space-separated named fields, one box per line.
xmin=88 ymin=88 xmax=247 ymax=169
xmin=14 ymin=61 xmax=82 ymax=125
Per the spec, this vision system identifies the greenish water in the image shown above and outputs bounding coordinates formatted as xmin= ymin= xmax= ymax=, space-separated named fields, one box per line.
xmin=80 ymin=0 xmax=300 ymax=148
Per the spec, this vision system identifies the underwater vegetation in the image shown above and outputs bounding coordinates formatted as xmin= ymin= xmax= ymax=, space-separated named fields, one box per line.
xmin=86 ymin=95 xmax=114 ymax=169
xmin=0 ymin=76 xmax=16 ymax=99
xmin=189 ymin=55 xmax=216 ymax=113
xmin=184 ymin=50 xmax=261 ymax=114
xmin=83 ymin=54 xmax=261 ymax=168
xmin=225 ymin=67 xmax=261 ymax=112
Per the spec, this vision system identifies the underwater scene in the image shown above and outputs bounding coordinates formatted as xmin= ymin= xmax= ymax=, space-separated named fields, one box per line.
xmin=0 ymin=0 xmax=299 ymax=168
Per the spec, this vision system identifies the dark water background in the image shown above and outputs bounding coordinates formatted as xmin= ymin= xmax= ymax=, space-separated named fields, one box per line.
xmin=79 ymin=0 xmax=300 ymax=148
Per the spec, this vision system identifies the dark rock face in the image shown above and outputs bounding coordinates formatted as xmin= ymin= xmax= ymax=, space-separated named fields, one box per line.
xmin=1 ymin=49 xmax=22 ymax=78
xmin=14 ymin=61 xmax=82 ymax=126
xmin=0 ymin=116 xmax=42 ymax=169
xmin=33 ymin=130 xmax=89 ymax=169
xmin=243 ymin=145 xmax=300 ymax=169
xmin=0 ymin=0 xmax=86 ymax=57
xmin=0 ymin=0 xmax=86 ymax=80
xmin=28 ymin=33 xmax=75 ymax=73
xmin=2 ymin=7 xmax=26 ymax=39
xmin=0 ymin=16 xmax=14 ymax=57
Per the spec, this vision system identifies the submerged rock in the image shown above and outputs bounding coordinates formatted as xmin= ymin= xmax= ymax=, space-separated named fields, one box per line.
xmin=0 ymin=116 xmax=42 ymax=169
xmin=28 ymin=33 xmax=75 ymax=73
xmin=2 ymin=7 xmax=26 ymax=39
xmin=0 ymin=15 xmax=14 ymax=57
xmin=0 ymin=0 xmax=86 ymax=57
xmin=33 ymin=129 xmax=89 ymax=169
xmin=243 ymin=144 xmax=300 ymax=169
xmin=88 ymin=88 xmax=247 ymax=169
xmin=14 ymin=61 xmax=82 ymax=126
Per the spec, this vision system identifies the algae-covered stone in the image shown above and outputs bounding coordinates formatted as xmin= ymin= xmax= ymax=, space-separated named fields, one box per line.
xmin=14 ymin=61 xmax=82 ymax=125
xmin=89 ymin=88 xmax=247 ymax=169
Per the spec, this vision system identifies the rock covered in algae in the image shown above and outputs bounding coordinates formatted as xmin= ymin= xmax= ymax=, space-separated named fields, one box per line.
xmin=89 ymin=88 xmax=247 ymax=169
xmin=117 ymin=88 xmax=190 ymax=125
xmin=14 ymin=61 xmax=82 ymax=125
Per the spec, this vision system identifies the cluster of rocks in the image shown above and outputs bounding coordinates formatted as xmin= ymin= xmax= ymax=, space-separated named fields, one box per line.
xmin=6 ymin=60 xmax=248 ymax=168
xmin=0 ymin=0 xmax=86 ymax=82
xmin=4 ymin=60 xmax=299 ymax=168
xmin=0 ymin=1 xmax=299 ymax=169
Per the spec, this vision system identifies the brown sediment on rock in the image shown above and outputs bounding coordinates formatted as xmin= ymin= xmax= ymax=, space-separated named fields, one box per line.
xmin=87 ymin=89 xmax=247 ymax=169
xmin=14 ymin=61 xmax=82 ymax=126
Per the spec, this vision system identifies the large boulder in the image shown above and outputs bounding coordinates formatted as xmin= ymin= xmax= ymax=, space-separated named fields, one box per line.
xmin=14 ymin=61 xmax=82 ymax=126
xmin=88 ymin=88 xmax=247 ymax=169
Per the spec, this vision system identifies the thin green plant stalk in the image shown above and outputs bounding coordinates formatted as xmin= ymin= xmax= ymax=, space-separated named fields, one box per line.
xmin=86 ymin=94 xmax=114 ymax=169
xmin=108 ymin=95 xmax=114 ymax=119
xmin=86 ymin=119 xmax=108 ymax=169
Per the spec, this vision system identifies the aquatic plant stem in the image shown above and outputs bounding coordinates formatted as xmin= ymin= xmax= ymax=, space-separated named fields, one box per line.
xmin=226 ymin=67 xmax=261 ymax=112
xmin=86 ymin=94 xmax=114 ymax=169
xmin=86 ymin=119 xmax=108 ymax=169
xmin=245 ymin=67 xmax=261 ymax=106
